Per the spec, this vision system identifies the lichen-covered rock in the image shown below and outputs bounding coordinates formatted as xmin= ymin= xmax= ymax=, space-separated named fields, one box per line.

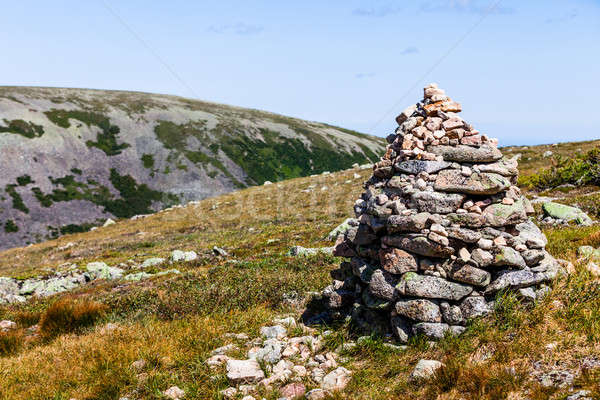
xmin=542 ymin=202 xmax=593 ymax=225
xmin=395 ymin=299 xmax=442 ymax=322
xmin=434 ymin=170 xmax=510 ymax=195
xmin=379 ymin=248 xmax=418 ymax=275
xmin=397 ymin=273 xmax=473 ymax=301
xmin=382 ymin=235 xmax=454 ymax=258
xmin=429 ymin=145 xmax=502 ymax=163
xmin=411 ymin=191 xmax=466 ymax=214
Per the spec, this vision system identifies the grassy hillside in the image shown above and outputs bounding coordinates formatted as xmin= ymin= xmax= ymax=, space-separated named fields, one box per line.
xmin=0 ymin=86 xmax=386 ymax=250
xmin=0 ymin=139 xmax=600 ymax=399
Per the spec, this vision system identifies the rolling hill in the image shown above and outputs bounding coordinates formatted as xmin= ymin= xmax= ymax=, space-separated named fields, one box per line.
xmin=0 ymin=87 xmax=385 ymax=250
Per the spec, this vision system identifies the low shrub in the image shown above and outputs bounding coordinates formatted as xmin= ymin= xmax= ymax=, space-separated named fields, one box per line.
xmin=0 ymin=331 xmax=23 ymax=357
xmin=519 ymin=147 xmax=600 ymax=190
xmin=39 ymin=298 xmax=108 ymax=338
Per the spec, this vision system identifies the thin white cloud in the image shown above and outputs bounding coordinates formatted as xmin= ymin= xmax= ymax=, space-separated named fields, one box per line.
xmin=352 ymin=5 xmax=403 ymax=17
xmin=355 ymin=72 xmax=376 ymax=79
xmin=208 ymin=22 xmax=264 ymax=35
xmin=545 ymin=9 xmax=578 ymax=24
xmin=400 ymin=46 xmax=419 ymax=55
xmin=420 ymin=0 xmax=514 ymax=15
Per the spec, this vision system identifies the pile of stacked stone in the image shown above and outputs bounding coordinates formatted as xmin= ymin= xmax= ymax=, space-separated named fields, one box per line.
xmin=322 ymin=84 xmax=563 ymax=342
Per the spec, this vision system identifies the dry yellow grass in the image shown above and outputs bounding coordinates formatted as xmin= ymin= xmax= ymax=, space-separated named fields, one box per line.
xmin=0 ymin=160 xmax=599 ymax=399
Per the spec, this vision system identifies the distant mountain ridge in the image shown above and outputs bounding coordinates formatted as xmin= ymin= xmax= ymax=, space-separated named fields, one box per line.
xmin=0 ymin=86 xmax=385 ymax=250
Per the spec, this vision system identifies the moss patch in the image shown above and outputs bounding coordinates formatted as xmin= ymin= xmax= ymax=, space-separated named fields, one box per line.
xmin=0 ymin=119 xmax=44 ymax=139
xmin=5 ymin=185 xmax=29 ymax=214
xmin=141 ymin=154 xmax=155 ymax=169
xmin=31 ymin=172 xmax=177 ymax=219
xmin=44 ymin=110 xmax=130 ymax=156
xmin=4 ymin=220 xmax=18 ymax=233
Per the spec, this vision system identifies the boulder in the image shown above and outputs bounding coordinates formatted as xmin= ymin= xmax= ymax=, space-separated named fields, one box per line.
xmin=542 ymin=202 xmax=593 ymax=225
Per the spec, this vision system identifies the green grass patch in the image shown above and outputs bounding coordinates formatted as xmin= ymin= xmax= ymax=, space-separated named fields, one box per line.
xmin=44 ymin=109 xmax=130 ymax=156
xmin=4 ymin=220 xmax=19 ymax=233
xmin=0 ymin=119 xmax=44 ymax=138
xmin=141 ymin=154 xmax=155 ymax=169
xmin=5 ymin=184 xmax=29 ymax=214
xmin=16 ymin=175 xmax=33 ymax=186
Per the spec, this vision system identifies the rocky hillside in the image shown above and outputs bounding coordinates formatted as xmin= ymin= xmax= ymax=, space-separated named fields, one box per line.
xmin=0 ymin=87 xmax=385 ymax=250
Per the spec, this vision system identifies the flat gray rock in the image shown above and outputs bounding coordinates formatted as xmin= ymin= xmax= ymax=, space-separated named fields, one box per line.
xmin=411 ymin=322 xmax=451 ymax=340
xmin=395 ymin=299 xmax=442 ymax=322
xmin=411 ymin=191 xmax=466 ymax=214
xmin=429 ymin=144 xmax=503 ymax=163
xmin=482 ymin=199 xmax=528 ymax=227
xmin=394 ymin=160 xmax=450 ymax=175
xmin=485 ymin=270 xmax=546 ymax=295
xmin=446 ymin=227 xmax=482 ymax=243
xmin=435 ymin=170 xmax=510 ymax=195
xmin=397 ymin=273 xmax=473 ymax=301
xmin=226 ymin=359 xmax=266 ymax=384
xmin=450 ymin=264 xmax=491 ymax=287
xmin=474 ymin=157 xmax=518 ymax=176
xmin=460 ymin=296 xmax=491 ymax=319
xmin=387 ymin=212 xmax=431 ymax=233
xmin=382 ymin=234 xmax=454 ymax=258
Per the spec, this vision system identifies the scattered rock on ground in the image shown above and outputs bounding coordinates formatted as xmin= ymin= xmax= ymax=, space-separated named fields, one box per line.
xmin=226 ymin=359 xmax=266 ymax=384
xmin=171 ymin=250 xmax=198 ymax=262
xmin=213 ymin=246 xmax=230 ymax=257
xmin=287 ymin=246 xmax=333 ymax=257
xmin=163 ymin=386 xmax=185 ymax=399
xmin=0 ymin=320 xmax=16 ymax=332
xmin=410 ymin=359 xmax=443 ymax=380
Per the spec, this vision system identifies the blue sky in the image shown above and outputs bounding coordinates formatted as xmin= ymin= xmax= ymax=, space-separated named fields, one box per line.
xmin=2 ymin=0 xmax=599 ymax=145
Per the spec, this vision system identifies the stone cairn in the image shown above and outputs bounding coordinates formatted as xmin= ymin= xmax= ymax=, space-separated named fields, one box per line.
xmin=322 ymin=84 xmax=563 ymax=342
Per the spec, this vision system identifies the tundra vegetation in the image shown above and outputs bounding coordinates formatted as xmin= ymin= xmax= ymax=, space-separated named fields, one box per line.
xmin=0 ymin=144 xmax=599 ymax=398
